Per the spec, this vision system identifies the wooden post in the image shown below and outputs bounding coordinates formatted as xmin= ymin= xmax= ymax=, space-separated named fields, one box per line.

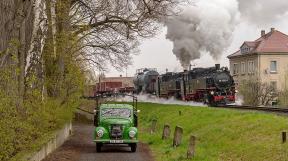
xmin=162 ymin=124 xmax=170 ymax=139
xmin=282 ymin=131 xmax=286 ymax=143
xmin=151 ymin=119 xmax=157 ymax=133
xmin=187 ymin=135 xmax=196 ymax=158
xmin=173 ymin=126 xmax=183 ymax=147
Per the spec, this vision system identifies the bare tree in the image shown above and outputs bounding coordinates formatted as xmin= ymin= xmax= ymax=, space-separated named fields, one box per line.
xmin=278 ymin=73 xmax=288 ymax=106
xmin=239 ymin=77 xmax=278 ymax=106
xmin=69 ymin=0 xmax=181 ymax=71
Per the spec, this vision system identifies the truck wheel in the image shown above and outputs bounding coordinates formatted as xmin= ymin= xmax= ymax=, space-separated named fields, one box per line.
xmin=96 ymin=143 xmax=102 ymax=152
xmin=130 ymin=143 xmax=137 ymax=152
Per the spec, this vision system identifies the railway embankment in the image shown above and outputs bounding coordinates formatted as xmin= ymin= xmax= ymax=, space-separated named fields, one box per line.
xmin=137 ymin=102 xmax=288 ymax=161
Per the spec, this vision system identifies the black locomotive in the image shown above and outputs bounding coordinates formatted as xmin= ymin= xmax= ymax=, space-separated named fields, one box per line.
xmin=133 ymin=64 xmax=235 ymax=106
xmin=133 ymin=68 xmax=159 ymax=94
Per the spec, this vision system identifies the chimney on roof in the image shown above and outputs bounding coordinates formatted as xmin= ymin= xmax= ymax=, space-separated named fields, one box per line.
xmin=215 ymin=64 xmax=220 ymax=70
xmin=261 ymin=30 xmax=265 ymax=36
xmin=271 ymin=28 xmax=275 ymax=32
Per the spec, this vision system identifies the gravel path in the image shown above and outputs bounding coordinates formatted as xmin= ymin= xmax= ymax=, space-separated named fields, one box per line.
xmin=43 ymin=122 xmax=154 ymax=161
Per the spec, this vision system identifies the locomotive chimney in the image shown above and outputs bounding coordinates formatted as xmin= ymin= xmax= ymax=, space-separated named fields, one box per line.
xmin=261 ymin=30 xmax=265 ymax=36
xmin=215 ymin=64 xmax=220 ymax=70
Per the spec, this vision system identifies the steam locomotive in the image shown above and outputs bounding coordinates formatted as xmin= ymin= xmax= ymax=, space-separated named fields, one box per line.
xmin=133 ymin=64 xmax=235 ymax=106
xmin=133 ymin=68 xmax=159 ymax=94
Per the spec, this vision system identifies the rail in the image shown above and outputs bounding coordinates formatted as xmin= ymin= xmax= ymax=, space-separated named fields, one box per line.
xmin=221 ymin=105 xmax=288 ymax=113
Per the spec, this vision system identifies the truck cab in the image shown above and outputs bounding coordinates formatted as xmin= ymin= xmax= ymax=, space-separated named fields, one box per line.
xmin=93 ymin=103 xmax=139 ymax=152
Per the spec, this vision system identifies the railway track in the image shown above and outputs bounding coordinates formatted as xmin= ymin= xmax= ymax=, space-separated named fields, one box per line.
xmin=77 ymin=100 xmax=288 ymax=116
xmin=221 ymin=105 xmax=288 ymax=114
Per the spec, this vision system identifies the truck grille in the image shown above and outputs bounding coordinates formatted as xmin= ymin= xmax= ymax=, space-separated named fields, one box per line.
xmin=110 ymin=124 xmax=123 ymax=139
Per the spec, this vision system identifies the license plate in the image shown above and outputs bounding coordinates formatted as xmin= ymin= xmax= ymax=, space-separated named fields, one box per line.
xmin=110 ymin=140 xmax=123 ymax=143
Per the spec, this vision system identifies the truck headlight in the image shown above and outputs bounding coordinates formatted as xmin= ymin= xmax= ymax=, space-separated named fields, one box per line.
xmin=97 ymin=129 xmax=104 ymax=137
xmin=210 ymin=91 xmax=214 ymax=95
xmin=129 ymin=130 xmax=136 ymax=138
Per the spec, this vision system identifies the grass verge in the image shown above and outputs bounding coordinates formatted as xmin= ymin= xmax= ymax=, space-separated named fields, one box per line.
xmin=137 ymin=102 xmax=288 ymax=161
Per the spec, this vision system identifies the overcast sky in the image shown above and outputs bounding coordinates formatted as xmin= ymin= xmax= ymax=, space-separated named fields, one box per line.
xmin=105 ymin=0 xmax=288 ymax=77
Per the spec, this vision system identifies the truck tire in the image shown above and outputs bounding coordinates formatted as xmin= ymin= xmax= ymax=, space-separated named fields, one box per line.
xmin=130 ymin=143 xmax=137 ymax=152
xmin=96 ymin=143 xmax=102 ymax=152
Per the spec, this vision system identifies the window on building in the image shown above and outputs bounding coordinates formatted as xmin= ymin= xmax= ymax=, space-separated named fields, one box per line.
xmin=233 ymin=63 xmax=238 ymax=75
xmin=247 ymin=61 xmax=255 ymax=74
xmin=270 ymin=81 xmax=277 ymax=91
xmin=251 ymin=61 xmax=255 ymax=73
xmin=241 ymin=62 xmax=245 ymax=74
xmin=247 ymin=61 xmax=250 ymax=73
xmin=241 ymin=46 xmax=250 ymax=54
xmin=270 ymin=61 xmax=277 ymax=73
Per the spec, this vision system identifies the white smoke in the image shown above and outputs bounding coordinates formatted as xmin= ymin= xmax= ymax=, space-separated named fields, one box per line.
xmin=165 ymin=0 xmax=240 ymax=69
xmin=234 ymin=94 xmax=243 ymax=105
xmin=165 ymin=0 xmax=288 ymax=69
xmin=117 ymin=94 xmax=207 ymax=107
xmin=227 ymin=93 xmax=243 ymax=105
xmin=238 ymin=0 xmax=288 ymax=26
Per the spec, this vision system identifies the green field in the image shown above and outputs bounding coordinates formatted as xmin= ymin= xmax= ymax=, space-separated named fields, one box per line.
xmin=137 ymin=102 xmax=288 ymax=161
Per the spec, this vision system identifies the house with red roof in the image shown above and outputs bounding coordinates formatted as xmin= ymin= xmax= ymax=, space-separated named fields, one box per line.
xmin=227 ymin=28 xmax=288 ymax=92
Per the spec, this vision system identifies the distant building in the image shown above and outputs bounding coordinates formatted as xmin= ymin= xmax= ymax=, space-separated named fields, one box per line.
xmin=95 ymin=76 xmax=134 ymax=94
xmin=227 ymin=28 xmax=288 ymax=91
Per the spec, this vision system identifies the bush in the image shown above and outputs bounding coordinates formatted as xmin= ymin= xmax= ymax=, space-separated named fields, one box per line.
xmin=239 ymin=78 xmax=277 ymax=106
xmin=0 ymin=56 xmax=84 ymax=160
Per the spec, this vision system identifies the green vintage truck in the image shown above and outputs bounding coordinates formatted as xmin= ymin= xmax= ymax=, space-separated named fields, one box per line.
xmin=93 ymin=96 xmax=139 ymax=152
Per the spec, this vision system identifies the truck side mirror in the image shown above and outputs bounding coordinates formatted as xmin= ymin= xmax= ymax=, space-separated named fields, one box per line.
xmin=133 ymin=111 xmax=138 ymax=127
xmin=94 ymin=110 xmax=99 ymax=126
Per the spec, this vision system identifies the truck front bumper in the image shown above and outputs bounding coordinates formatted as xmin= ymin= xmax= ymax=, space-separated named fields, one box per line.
xmin=94 ymin=139 xmax=138 ymax=144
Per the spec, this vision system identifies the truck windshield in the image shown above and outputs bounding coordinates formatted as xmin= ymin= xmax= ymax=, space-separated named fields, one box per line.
xmin=101 ymin=108 xmax=131 ymax=118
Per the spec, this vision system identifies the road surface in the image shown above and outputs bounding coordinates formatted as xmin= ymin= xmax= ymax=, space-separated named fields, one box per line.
xmin=43 ymin=122 xmax=154 ymax=161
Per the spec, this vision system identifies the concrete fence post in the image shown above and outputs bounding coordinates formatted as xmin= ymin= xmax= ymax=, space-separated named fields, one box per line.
xmin=173 ymin=126 xmax=183 ymax=147
xmin=150 ymin=119 xmax=157 ymax=133
xmin=187 ymin=135 xmax=196 ymax=158
xmin=162 ymin=124 xmax=170 ymax=139
xmin=282 ymin=131 xmax=286 ymax=143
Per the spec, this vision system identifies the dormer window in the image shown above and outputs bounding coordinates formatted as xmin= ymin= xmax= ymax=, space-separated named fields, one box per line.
xmin=241 ymin=46 xmax=250 ymax=54
xmin=240 ymin=44 xmax=250 ymax=54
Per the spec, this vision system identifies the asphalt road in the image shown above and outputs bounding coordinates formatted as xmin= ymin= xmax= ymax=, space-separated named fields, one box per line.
xmin=43 ymin=122 xmax=154 ymax=161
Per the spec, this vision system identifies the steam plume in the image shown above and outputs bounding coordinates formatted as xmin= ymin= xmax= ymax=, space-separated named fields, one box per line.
xmin=117 ymin=94 xmax=206 ymax=107
xmin=165 ymin=0 xmax=288 ymax=69
xmin=239 ymin=0 xmax=288 ymax=25
xmin=165 ymin=0 xmax=240 ymax=69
